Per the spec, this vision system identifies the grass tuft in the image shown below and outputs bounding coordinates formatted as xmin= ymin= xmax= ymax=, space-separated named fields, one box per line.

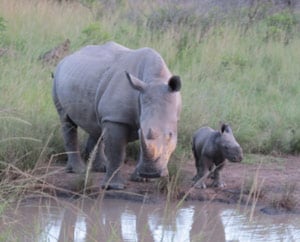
xmin=271 ymin=183 xmax=298 ymax=212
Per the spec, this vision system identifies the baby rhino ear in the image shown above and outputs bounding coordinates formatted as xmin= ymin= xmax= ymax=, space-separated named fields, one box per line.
xmin=220 ymin=123 xmax=232 ymax=134
xmin=168 ymin=76 xmax=181 ymax=92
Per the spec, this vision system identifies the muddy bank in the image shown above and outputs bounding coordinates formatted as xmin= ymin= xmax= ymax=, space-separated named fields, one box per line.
xmin=32 ymin=155 xmax=300 ymax=215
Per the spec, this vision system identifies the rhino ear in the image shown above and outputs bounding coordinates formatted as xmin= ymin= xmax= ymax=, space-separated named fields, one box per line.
xmin=221 ymin=123 xmax=231 ymax=134
xmin=126 ymin=71 xmax=147 ymax=92
xmin=168 ymin=76 xmax=181 ymax=92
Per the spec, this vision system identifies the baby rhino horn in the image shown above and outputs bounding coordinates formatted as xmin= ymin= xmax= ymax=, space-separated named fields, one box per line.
xmin=147 ymin=128 xmax=158 ymax=140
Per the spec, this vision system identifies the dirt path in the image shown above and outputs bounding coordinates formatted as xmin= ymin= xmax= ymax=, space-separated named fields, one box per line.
xmin=37 ymin=155 xmax=300 ymax=215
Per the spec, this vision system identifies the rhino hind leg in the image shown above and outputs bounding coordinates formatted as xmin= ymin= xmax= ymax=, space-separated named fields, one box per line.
xmin=61 ymin=115 xmax=86 ymax=173
xmin=84 ymin=135 xmax=106 ymax=172
xmin=101 ymin=122 xmax=129 ymax=190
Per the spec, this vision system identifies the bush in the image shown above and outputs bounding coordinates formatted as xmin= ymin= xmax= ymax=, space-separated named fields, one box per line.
xmin=80 ymin=22 xmax=111 ymax=44
xmin=0 ymin=16 xmax=5 ymax=32
xmin=0 ymin=16 xmax=7 ymax=46
xmin=146 ymin=5 xmax=197 ymax=31
xmin=265 ymin=11 xmax=298 ymax=44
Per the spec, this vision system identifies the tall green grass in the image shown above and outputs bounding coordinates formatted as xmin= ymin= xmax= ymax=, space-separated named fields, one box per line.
xmin=0 ymin=0 xmax=300 ymax=173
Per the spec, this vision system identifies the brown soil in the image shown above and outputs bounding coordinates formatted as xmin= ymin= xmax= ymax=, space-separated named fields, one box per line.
xmin=36 ymin=155 xmax=300 ymax=215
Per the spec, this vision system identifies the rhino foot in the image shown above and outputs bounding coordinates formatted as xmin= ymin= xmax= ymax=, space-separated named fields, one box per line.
xmin=101 ymin=182 xmax=125 ymax=190
xmin=101 ymin=174 xmax=126 ymax=190
xmin=212 ymin=180 xmax=226 ymax=188
xmin=92 ymin=163 xmax=106 ymax=173
xmin=195 ymin=181 xmax=207 ymax=189
xmin=193 ymin=174 xmax=208 ymax=189
xmin=130 ymin=170 xmax=149 ymax=182
xmin=66 ymin=160 xmax=86 ymax=173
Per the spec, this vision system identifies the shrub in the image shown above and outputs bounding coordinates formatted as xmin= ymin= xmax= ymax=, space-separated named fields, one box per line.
xmin=264 ymin=11 xmax=298 ymax=44
xmin=80 ymin=22 xmax=111 ymax=44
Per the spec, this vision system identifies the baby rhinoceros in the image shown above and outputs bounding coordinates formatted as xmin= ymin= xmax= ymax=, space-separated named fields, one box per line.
xmin=192 ymin=123 xmax=243 ymax=188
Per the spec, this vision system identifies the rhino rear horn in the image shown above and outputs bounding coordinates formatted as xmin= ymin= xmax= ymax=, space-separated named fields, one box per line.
xmin=147 ymin=128 xmax=158 ymax=140
xmin=168 ymin=76 xmax=181 ymax=92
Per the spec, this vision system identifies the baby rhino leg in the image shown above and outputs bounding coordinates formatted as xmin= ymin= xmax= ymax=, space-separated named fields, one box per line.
xmin=193 ymin=157 xmax=211 ymax=189
xmin=211 ymin=162 xmax=226 ymax=188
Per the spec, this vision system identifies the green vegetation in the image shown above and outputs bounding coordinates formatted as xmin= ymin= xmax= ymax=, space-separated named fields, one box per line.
xmin=0 ymin=0 xmax=300 ymax=190
xmin=1 ymin=5 xmax=299 ymax=242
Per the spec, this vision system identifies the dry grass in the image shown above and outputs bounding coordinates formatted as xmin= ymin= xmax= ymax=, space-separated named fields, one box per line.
xmin=271 ymin=183 xmax=298 ymax=212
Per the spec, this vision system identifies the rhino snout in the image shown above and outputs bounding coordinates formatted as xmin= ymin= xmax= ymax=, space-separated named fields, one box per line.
xmin=230 ymin=149 xmax=243 ymax=163
xmin=137 ymin=161 xmax=169 ymax=178
xmin=233 ymin=154 xmax=243 ymax=162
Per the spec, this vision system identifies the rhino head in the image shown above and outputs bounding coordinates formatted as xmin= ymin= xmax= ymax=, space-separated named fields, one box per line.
xmin=219 ymin=123 xmax=243 ymax=163
xmin=126 ymin=72 xmax=182 ymax=178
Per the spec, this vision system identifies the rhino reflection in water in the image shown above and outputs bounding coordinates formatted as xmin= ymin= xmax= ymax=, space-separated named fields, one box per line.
xmin=6 ymin=200 xmax=300 ymax=241
xmin=38 ymin=203 xmax=199 ymax=242
xmin=52 ymin=41 xmax=182 ymax=189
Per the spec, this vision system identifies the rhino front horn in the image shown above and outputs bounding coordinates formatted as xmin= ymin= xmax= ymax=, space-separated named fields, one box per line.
xmin=140 ymin=129 xmax=156 ymax=159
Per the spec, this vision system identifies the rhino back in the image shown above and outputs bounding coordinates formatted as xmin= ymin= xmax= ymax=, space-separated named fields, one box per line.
xmin=53 ymin=42 xmax=174 ymax=136
xmin=53 ymin=43 xmax=130 ymax=134
xmin=193 ymin=127 xmax=218 ymax=158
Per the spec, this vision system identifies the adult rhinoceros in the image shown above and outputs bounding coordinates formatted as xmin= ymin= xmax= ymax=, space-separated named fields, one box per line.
xmin=52 ymin=41 xmax=182 ymax=190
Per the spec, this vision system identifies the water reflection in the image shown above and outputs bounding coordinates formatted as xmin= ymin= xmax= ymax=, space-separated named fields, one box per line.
xmin=121 ymin=212 xmax=138 ymax=241
xmin=1 ymin=198 xmax=300 ymax=242
xmin=221 ymin=209 xmax=300 ymax=242
xmin=148 ymin=207 xmax=195 ymax=242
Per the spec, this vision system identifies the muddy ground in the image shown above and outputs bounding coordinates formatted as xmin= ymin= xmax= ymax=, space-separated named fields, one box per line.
xmin=35 ymin=155 xmax=300 ymax=215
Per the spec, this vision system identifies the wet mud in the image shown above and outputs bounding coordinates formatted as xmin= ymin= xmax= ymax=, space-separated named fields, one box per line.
xmin=32 ymin=155 xmax=300 ymax=215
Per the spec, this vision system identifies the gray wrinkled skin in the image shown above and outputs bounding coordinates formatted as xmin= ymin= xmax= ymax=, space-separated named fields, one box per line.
xmin=192 ymin=123 xmax=243 ymax=188
xmin=52 ymin=41 xmax=182 ymax=190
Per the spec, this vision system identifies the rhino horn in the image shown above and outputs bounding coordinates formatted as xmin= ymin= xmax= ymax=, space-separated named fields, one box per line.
xmin=147 ymin=141 xmax=157 ymax=158
xmin=140 ymin=129 xmax=156 ymax=159
xmin=147 ymin=128 xmax=158 ymax=140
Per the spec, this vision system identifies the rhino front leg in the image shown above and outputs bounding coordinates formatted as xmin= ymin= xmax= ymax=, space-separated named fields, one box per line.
xmin=84 ymin=135 xmax=106 ymax=172
xmin=211 ymin=162 xmax=226 ymax=188
xmin=101 ymin=122 xmax=128 ymax=190
xmin=130 ymin=168 xmax=148 ymax=182
xmin=192 ymin=145 xmax=201 ymax=181
xmin=61 ymin=115 xmax=85 ymax=173
xmin=193 ymin=157 xmax=211 ymax=189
